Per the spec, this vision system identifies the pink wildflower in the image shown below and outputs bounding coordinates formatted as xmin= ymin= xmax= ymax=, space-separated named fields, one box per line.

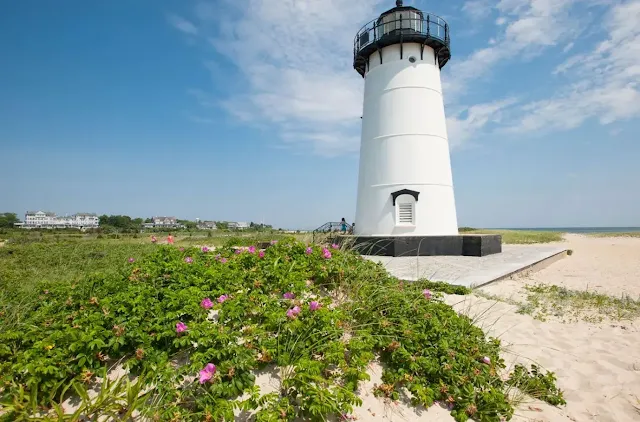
xmin=201 ymin=246 xmax=209 ymax=252
xmin=198 ymin=363 xmax=216 ymax=384
xmin=179 ymin=247 xmax=185 ymax=252
xmin=286 ymin=308 xmax=297 ymax=319
xmin=305 ymin=247 xmax=313 ymax=255
xmin=220 ymin=257 xmax=227 ymax=264
xmin=292 ymin=306 xmax=301 ymax=315
xmin=322 ymin=248 xmax=332 ymax=259
xmin=234 ymin=249 xmax=242 ymax=255
xmin=200 ymin=298 xmax=214 ymax=309
xmin=217 ymin=294 xmax=228 ymax=304
xmin=128 ymin=257 xmax=135 ymax=263
xmin=258 ymin=250 xmax=265 ymax=258
xmin=248 ymin=246 xmax=256 ymax=254
xmin=283 ymin=292 xmax=295 ymax=300
xmin=309 ymin=301 xmax=320 ymax=311
xmin=151 ymin=236 xmax=157 ymax=243
xmin=270 ymin=240 xmax=278 ymax=245
xmin=331 ymin=243 xmax=339 ymax=250
xmin=422 ymin=289 xmax=432 ymax=300
xmin=176 ymin=322 xmax=187 ymax=333
xmin=482 ymin=356 xmax=491 ymax=365
xmin=185 ymin=257 xmax=193 ymax=264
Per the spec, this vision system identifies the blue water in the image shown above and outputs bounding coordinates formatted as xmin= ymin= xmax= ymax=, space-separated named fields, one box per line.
xmin=493 ymin=227 xmax=640 ymax=233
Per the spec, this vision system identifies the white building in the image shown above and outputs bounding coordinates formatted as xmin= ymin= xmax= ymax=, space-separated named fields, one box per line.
xmin=228 ymin=221 xmax=250 ymax=230
xmin=352 ymin=1 xmax=458 ymax=236
xmin=142 ymin=216 xmax=185 ymax=229
xmin=153 ymin=216 xmax=177 ymax=227
xmin=21 ymin=211 xmax=99 ymax=229
xmin=197 ymin=221 xmax=218 ymax=230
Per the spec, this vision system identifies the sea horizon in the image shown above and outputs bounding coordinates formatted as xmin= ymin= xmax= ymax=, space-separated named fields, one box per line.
xmin=490 ymin=227 xmax=640 ymax=233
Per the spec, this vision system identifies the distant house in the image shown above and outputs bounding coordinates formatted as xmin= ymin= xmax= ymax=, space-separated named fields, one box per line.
xmin=20 ymin=211 xmax=99 ymax=229
xmin=228 ymin=221 xmax=250 ymax=230
xmin=153 ymin=216 xmax=177 ymax=227
xmin=143 ymin=216 xmax=184 ymax=230
xmin=197 ymin=221 xmax=218 ymax=230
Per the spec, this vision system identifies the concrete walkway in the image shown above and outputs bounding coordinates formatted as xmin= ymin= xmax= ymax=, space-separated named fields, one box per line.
xmin=364 ymin=244 xmax=568 ymax=288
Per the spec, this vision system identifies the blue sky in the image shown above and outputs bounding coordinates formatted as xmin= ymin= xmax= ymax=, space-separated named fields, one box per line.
xmin=1 ymin=0 xmax=639 ymax=230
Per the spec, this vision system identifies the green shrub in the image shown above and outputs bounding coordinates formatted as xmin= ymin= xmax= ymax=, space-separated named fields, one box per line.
xmin=0 ymin=240 xmax=563 ymax=421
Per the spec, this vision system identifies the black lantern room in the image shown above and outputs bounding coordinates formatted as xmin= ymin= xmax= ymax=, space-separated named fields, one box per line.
xmin=353 ymin=0 xmax=451 ymax=77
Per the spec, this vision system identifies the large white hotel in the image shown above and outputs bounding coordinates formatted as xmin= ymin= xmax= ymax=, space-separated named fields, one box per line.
xmin=17 ymin=211 xmax=100 ymax=229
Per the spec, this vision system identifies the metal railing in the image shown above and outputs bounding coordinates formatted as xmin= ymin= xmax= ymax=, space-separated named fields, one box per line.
xmin=312 ymin=221 xmax=352 ymax=242
xmin=353 ymin=13 xmax=449 ymax=56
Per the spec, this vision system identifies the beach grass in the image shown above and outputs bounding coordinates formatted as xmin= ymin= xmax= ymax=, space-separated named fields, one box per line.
xmin=517 ymin=284 xmax=640 ymax=323
xmin=460 ymin=229 xmax=564 ymax=244
xmin=587 ymin=232 xmax=640 ymax=238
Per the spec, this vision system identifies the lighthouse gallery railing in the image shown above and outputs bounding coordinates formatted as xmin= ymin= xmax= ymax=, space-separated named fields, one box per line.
xmin=353 ymin=13 xmax=450 ymax=57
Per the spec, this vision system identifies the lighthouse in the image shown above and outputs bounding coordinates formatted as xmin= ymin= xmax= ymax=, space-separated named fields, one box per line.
xmin=350 ymin=1 xmax=501 ymax=256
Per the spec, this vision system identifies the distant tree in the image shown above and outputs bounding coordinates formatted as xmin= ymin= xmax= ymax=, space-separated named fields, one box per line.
xmin=216 ymin=221 xmax=229 ymax=230
xmin=177 ymin=219 xmax=197 ymax=230
xmin=0 ymin=212 xmax=20 ymax=228
xmin=98 ymin=214 xmax=144 ymax=232
xmin=144 ymin=218 xmax=153 ymax=223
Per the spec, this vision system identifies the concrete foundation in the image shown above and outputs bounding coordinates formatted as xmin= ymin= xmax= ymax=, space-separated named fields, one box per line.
xmin=337 ymin=234 xmax=502 ymax=257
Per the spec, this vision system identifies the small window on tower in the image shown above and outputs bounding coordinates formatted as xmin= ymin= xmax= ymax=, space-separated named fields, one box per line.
xmin=391 ymin=189 xmax=419 ymax=227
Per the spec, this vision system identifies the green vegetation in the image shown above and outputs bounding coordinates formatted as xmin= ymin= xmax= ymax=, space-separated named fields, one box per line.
xmin=587 ymin=232 xmax=640 ymax=238
xmin=516 ymin=284 xmax=640 ymax=323
xmin=506 ymin=364 xmax=566 ymax=406
xmin=416 ymin=280 xmax=472 ymax=295
xmin=462 ymin=229 xmax=564 ymax=244
xmin=0 ymin=213 xmax=20 ymax=229
xmin=0 ymin=236 xmax=564 ymax=421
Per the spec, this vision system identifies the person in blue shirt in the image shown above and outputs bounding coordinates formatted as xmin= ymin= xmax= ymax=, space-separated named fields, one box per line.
xmin=340 ymin=218 xmax=347 ymax=234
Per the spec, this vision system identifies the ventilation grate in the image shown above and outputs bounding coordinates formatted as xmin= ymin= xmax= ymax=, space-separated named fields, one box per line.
xmin=398 ymin=203 xmax=413 ymax=224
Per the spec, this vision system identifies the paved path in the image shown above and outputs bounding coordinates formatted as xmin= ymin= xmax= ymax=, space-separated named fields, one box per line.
xmin=364 ymin=244 xmax=567 ymax=288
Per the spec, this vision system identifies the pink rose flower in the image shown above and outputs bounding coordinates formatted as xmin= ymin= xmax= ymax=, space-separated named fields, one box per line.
xmin=198 ymin=363 xmax=216 ymax=384
xmin=201 ymin=298 xmax=214 ymax=309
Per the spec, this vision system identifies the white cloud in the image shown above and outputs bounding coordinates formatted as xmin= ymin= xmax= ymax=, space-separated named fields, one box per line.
xmin=504 ymin=0 xmax=640 ymax=133
xmin=167 ymin=14 xmax=198 ymax=35
xmin=462 ymin=0 xmax=494 ymax=20
xmin=172 ymin=0 xmax=384 ymax=155
xmin=445 ymin=0 xmax=589 ymax=100
xmin=447 ymin=98 xmax=519 ymax=148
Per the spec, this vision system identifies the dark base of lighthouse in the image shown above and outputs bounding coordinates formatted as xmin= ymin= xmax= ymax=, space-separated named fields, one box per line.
xmin=335 ymin=234 xmax=502 ymax=257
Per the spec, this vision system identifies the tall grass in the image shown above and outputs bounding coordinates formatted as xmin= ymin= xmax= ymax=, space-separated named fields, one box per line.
xmin=462 ymin=230 xmax=564 ymax=244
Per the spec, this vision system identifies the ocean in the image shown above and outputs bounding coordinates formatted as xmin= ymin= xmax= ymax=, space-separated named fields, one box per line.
xmin=494 ymin=227 xmax=640 ymax=234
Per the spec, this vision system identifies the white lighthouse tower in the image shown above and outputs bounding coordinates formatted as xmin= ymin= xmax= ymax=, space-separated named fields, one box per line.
xmin=353 ymin=0 xmax=458 ymax=238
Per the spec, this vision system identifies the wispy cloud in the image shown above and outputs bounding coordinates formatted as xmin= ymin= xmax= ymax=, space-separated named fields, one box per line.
xmin=446 ymin=98 xmax=519 ymax=148
xmin=503 ymin=0 xmax=640 ymax=133
xmin=170 ymin=0 xmax=383 ymax=156
xmin=461 ymin=0 xmax=494 ymax=21
xmin=167 ymin=14 xmax=199 ymax=35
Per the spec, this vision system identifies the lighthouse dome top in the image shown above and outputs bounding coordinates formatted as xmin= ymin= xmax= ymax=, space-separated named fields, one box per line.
xmin=353 ymin=0 xmax=451 ymax=77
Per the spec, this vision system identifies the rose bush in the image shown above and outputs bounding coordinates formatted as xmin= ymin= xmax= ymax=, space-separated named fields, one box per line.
xmin=0 ymin=239 xmax=563 ymax=421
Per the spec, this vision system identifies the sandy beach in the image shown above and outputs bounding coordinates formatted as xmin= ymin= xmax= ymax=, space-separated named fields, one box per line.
xmin=346 ymin=233 xmax=640 ymax=422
